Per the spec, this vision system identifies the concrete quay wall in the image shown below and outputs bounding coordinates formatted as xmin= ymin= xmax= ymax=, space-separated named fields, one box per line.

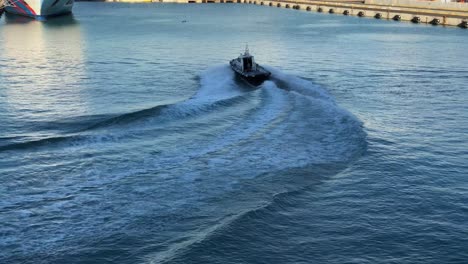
xmin=365 ymin=0 xmax=468 ymax=12
xmin=105 ymin=0 xmax=468 ymax=28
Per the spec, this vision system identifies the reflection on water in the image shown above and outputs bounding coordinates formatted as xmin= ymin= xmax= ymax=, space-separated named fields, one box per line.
xmin=0 ymin=14 xmax=87 ymax=121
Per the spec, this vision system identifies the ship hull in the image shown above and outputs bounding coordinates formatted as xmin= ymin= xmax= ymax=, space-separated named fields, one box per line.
xmin=5 ymin=0 xmax=73 ymax=19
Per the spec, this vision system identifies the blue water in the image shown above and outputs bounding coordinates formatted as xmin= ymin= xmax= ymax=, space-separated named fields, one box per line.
xmin=1 ymin=3 xmax=468 ymax=263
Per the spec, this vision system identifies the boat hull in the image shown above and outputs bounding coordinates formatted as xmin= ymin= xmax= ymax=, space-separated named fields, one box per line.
xmin=230 ymin=60 xmax=271 ymax=86
xmin=5 ymin=0 xmax=73 ymax=19
xmin=234 ymin=71 xmax=270 ymax=86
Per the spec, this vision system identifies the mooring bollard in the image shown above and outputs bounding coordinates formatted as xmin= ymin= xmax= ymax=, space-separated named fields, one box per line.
xmin=430 ymin=18 xmax=440 ymax=25
xmin=411 ymin=16 xmax=421 ymax=23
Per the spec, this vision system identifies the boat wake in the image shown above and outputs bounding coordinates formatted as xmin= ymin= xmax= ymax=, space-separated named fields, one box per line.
xmin=0 ymin=65 xmax=367 ymax=264
xmin=0 ymin=66 xmax=251 ymax=152
xmin=141 ymin=66 xmax=368 ymax=263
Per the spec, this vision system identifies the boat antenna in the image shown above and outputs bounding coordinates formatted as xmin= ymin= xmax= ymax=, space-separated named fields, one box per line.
xmin=245 ymin=44 xmax=250 ymax=55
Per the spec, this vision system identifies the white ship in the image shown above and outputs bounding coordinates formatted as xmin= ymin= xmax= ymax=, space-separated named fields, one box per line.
xmin=3 ymin=0 xmax=73 ymax=20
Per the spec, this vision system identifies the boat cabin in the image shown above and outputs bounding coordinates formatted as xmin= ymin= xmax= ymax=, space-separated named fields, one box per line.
xmin=236 ymin=46 xmax=257 ymax=72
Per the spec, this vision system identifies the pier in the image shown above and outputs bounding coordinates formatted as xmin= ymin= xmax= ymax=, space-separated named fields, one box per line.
xmin=106 ymin=0 xmax=468 ymax=28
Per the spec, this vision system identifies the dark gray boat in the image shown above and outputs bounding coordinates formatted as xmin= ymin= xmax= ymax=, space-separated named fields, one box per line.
xmin=230 ymin=46 xmax=271 ymax=86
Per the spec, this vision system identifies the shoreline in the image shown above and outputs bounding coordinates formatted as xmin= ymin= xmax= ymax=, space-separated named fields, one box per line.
xmin=97 ymin=0 xmax=468 ymax=28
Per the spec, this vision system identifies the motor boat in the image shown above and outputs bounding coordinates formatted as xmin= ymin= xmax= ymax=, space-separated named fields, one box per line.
xmin=230 ymin=45 xmax=271 ymax=86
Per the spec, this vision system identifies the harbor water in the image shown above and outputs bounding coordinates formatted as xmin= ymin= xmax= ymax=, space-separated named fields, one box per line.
xmin=1 ymin=3 xmax=468 ymax=263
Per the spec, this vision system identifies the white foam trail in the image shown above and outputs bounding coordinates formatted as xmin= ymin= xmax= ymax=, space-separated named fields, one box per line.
xmin=191 ymin=65 xmax=245 ymax=103
xmin=25 ymin=65 xmax=250 ymax=153
xmin=1 ymin=67 xmax=367 ymax=262
xmin=266 ymin=66 xmax=333 ymax=102
xmin=142 ymin=73 xmax=367 ymax=264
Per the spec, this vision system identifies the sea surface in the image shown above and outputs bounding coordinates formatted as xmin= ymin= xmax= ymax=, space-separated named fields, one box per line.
xmin=1 ymin=3 xmax=468 ymax=264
